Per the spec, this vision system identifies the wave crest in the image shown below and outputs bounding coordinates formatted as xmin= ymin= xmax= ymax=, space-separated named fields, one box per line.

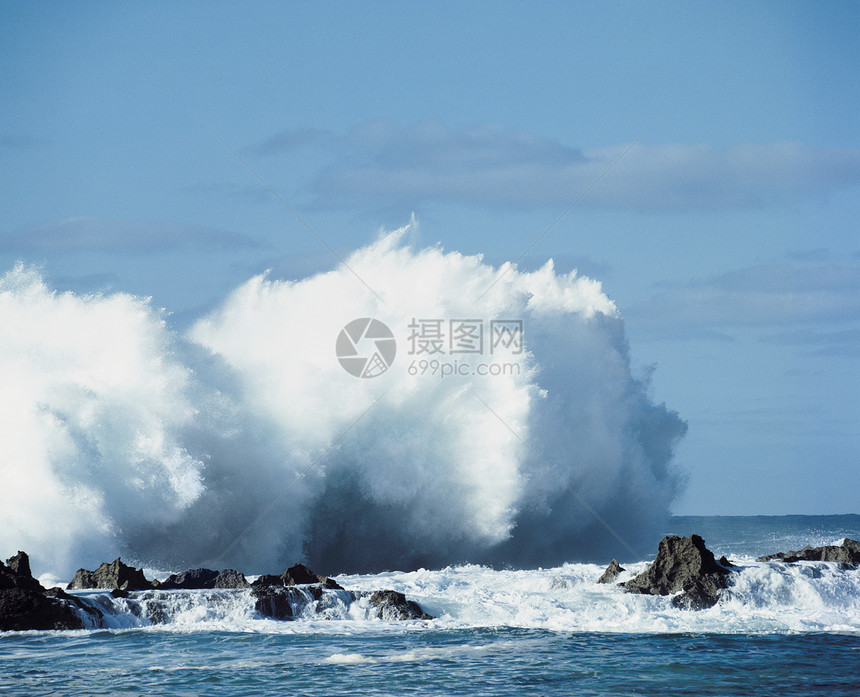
xmin=0 ymin=224 xmax=686 ymax=575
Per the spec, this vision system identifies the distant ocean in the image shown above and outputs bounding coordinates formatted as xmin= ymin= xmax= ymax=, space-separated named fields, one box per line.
xmin=2 ymin=515 xmax=859 ymax=697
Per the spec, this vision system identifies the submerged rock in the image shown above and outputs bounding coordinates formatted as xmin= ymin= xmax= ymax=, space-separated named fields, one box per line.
xmin=252 ymin=586 xmax=303 ymax=620
xmin=758 ymin=539 xmax=860 ymax=566
xmin=0 ymin=552 xmax=84 ymax=631
xmin=362 ymin=590 xmax=434 ymax=620
xmin=156 ymin=568 xmax=249 ymax=590
xmin=597 ymin=559 xmax=625 ymax=584
xmin=68 ymin=558 xmax=153 ymax=591
xmin=623 ymin=534 xmax=731 ymax=610
xmin=251 ymin=584 xmax=435 ymax=621
xmin=249 ymin=563 xmax=433 ymax=621
xmin=250 ymin=562 xmax=431 ymax=621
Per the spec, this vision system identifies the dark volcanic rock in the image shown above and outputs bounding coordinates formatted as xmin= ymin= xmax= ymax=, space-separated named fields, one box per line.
xmin=0 ymin=552 xmax=85 ymax=631
xmin=252 ymin=586 xmax=302 ymax=620
xmin=252 ymin=585 xmax=434 ymax=622
xmin=251 ymin=563 xmax=343 ymax=620
xmin=758 ymin=538 xmax=860 ymax=566
xmin=0 ymin=588 xmax=84 ymax=631
xmin=718 ymin=555 xmax=734 ymax=568
xmin=3 ymin=552 xmax=432 ymax=629
xmin=252 ymin=574 xmax=283 ymax=587
xmin=213 ymin=569 xmax=250 ymax=588
xmin=67 ymin=558 xmax=153 ymax=591
xmin=281 ymin=563 xmax=321 ymax=585
xmin=252 ymin=584 xmax=339 ymax=620
xmin=624 ymin=535 xmax=731 ymax=610
xmin=0 ymin=552 xmax=43 ymax=592
xmin=363 ymin=590 xmax=434 ymax=620
xmin=669 ymin=577 xmax=725 ymax=611
xmin=156 ymin=568 xmax=217 ymax=589
xmin=157 ymin=568 xmax=249 ymax=590
xmin=6 ymin=551 xmax=32 ymax=579
xmin=597 ymin=559 xmax=625 ymax=584
xmin=252 ymin=563 xmax=343 ymax=590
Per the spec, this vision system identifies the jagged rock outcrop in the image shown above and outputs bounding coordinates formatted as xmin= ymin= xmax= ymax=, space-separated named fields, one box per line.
xmin=211 ymin=569 xmax=249 ymax=588
xmin=252 ymin=586 xmax=298 ymax=620
xmin=5 ymin=551 xmax=34 ymax=579
xmin=250 ymin=565 xmax=434 ymax=621
xmin=251 ymin=563 xmax=346 ymax=620
xmin=0 ymin=551 xmax=43 ymax=593
xmin=252 ymin=586 xmax=434 ymax=622
xmin=4 ymin=553 xmax=432 ymax=629
xmin=251 ymin=586 xmax=328 ymax=620
xmin=362 ymin=590 xmax=433 ymax=620
xmin=758 ymin=538 xmax=860 ymax=566
xmin=623 ymin=535 xmax=732 ymax=610
xmin=597 ymin=559 xmax=625 ymax=584
xmin=0 ymin=552 xmax=84 ymax=631
xmin=68 ymin=558 xmax=153 ymax=591
xmin=0 ymin=589 xmax=85 ymax=631
xmin=156 ymin=568 xmax=249 ymax=589
xmin=252 ymin=563 xmax=343 ymax=590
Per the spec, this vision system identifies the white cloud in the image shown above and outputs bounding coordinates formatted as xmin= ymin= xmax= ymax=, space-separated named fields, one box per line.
xmin=1 ymin=217 xmax=266 ymax=255
xmin=585 ymin=142 xmax=860 ymax=210
xmin=626 ymin=259 xmax=860 ymax=342
xmin=257 ymin=121 xmax=860 ymax=211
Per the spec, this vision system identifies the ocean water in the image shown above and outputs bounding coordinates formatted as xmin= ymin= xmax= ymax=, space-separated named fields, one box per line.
xmin=2 ymin=515 xmax=859 ymax=696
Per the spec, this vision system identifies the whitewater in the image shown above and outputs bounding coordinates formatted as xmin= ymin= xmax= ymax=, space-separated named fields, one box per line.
xmin=1 ymin=222 xmax=686 ymax=577
xmin=13 ymin=513 xmax=854 ymax=637
xmin=3 ymin=515 xmax=860 ymax=696
xmin=39 ymin=532 xmax=860 ymax=636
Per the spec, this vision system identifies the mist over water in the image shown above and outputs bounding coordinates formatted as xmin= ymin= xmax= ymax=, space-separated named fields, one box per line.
xmin=0 ymin=223 xmax=686 ymax=576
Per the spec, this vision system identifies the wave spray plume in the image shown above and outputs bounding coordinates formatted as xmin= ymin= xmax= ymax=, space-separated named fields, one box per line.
xmin=0 ymin=222 xmax=686 ymax=576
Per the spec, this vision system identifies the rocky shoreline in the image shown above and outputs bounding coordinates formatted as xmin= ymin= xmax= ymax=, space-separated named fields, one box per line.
xmin=597 ymin=534 xmax=860 ymax=610
xmin=2 ymin=536 xmax=858 ymax=631
xmin=1 ymin=553 xmax=432 ymax=631
xmin=757 ymin=539 xmax=860 ymax=565
xmin=0 ymin=552 xmax=84 ymax=632
xmin=612 ymin=534 xmax=732 ymax=609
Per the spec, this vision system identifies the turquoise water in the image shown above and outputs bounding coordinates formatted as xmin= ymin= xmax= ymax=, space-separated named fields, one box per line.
xmin=2 ymin=515 xmax=859 ymax=696
xmin=4 ymin=629 xmax=859 ymax=696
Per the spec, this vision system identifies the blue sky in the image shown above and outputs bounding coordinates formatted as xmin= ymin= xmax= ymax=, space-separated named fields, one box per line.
xmin=2 ymin=0 xmax=858 ymax=515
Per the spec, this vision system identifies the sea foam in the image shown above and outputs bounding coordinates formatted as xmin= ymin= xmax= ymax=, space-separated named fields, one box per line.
xmin=61 ymin=560 xmax=860 ymax=636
